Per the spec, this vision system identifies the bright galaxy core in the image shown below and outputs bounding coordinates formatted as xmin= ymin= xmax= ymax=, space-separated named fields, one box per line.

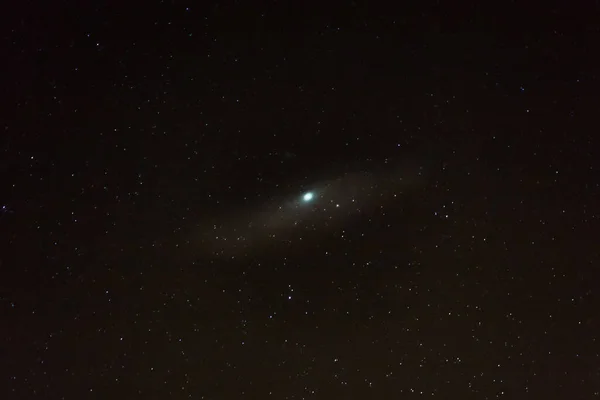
xmin=302 ymin=192 xmax=314 ymax=202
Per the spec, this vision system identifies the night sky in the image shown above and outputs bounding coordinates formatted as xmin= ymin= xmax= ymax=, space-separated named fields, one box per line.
xmin=2 ymin=2 xmax=600 ymax=399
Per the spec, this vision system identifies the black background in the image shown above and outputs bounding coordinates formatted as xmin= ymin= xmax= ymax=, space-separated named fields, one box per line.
xmin=1 ymin=1 xmax=599 ymax=398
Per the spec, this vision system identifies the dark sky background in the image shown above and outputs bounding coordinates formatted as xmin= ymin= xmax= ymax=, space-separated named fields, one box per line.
xmin=1 ymin=1 xmax=600 ymax=399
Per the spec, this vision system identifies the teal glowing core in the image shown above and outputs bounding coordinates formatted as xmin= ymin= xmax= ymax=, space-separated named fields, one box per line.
xmin=302 ymin=192 xmax=314 ymax=202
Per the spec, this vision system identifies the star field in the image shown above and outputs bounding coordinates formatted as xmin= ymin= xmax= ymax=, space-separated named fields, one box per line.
xmin=1 ymin=2 xmax=600 ymax=399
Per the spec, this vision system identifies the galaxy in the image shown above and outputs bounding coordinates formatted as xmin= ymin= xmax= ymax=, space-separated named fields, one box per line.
xmin=189 ymin=158 xmax=429 ymax=258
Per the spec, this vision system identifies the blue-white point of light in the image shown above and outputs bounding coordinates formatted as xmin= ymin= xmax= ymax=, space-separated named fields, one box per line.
xmin=302 ymin=192 xmax=314 ymax=202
